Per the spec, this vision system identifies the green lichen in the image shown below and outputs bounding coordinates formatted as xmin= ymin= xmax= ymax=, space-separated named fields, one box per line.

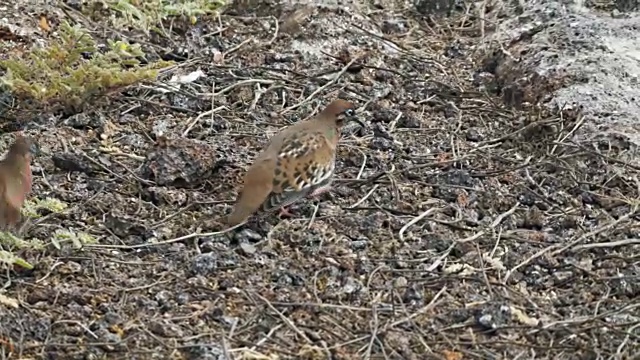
xmin=51 ymin=229 xmax=98 ymax=250
xmin=0 ymin=232 xmax=36 ymax=269
xmin=0 ymin=20 xmax=170 ymax=112
xmin=90 ymin=0 xmax=226 ymax=33
xmin=22 ymin=197 xmax=69 ymax=219
xmin=0 ymin=250 xmax=33 ymax=270
xmin=0 ymin=197 xmax=94 ymax=270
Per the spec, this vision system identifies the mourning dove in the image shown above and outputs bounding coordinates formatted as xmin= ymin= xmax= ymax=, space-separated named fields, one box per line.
xmin=227 ymin=99 xmax=365 ymax=226
xmin=0 ymin=134 xmax=35 ymax=230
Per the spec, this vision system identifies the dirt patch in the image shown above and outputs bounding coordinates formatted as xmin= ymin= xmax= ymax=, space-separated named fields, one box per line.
xmin=0 ymin=0 xmax=638 ymax=359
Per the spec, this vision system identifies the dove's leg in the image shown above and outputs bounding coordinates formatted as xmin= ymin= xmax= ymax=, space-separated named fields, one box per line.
xmin=308 ymin=184 xmax=332 ymax=198
xmin=277 ymin=206 xmax=296 ymax=218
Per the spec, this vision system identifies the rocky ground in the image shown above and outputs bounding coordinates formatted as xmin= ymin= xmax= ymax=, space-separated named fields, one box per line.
xmin=0 ymin=0 xmax=639 ymax=359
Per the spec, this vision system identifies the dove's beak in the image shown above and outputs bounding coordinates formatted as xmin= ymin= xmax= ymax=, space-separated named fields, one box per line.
xmin=351 ymin=118 xmax=366 ymax=129
xmin=346 ymin=112 xmax=366 ymax=129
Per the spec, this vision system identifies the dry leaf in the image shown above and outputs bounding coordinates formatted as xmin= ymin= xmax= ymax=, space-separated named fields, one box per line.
xmin=510 ymin=306 xmax=539 ymax=326
xmin=443 ymin=350 xmax=463 ymax=360
xmin=212 ymin=49 xmax=223 ymax=64
xmin=38 ymin=15 xmax=50 ymax=32
xmin=0 ymin=293 xmax=19 ymax=308
xmin=109 ymin=324 xmax=125 ymax=337
xmin=279 ymin=6 xmax=314 ymax=34
xmin=0 ymin=336 xmax=14 ymax=355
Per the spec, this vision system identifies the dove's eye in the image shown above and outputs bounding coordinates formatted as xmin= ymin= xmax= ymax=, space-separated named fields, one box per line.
xmin=344 ymin=108 xmax=355 ymax=117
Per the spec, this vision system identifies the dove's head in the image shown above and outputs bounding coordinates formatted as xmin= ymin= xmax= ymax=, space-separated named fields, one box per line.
xmin=318 ymin=99 xmax=365 ymax=129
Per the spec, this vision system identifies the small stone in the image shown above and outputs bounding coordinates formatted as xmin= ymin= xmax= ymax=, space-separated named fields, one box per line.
xmin=350 ymin=239 xmax=368 ymax=250
xmin=397 ymin=114 xmax=420 ymax=128
xmin=466 ymin=128 xmax=482 ymax=142
xmin=239 ymin=242 xmax=257 ymax=255
xmin=234 ymin=228 xmax=262 ymax=243
xmin=191 ymin=253 xmax=218 ymax=276
xmin=552 ymin=271 xmax=573 ymax=285
xmin=369 ymin=137 xmax=394 ymax=150
xmin=393 ymin=276 xmax=408 ymax=288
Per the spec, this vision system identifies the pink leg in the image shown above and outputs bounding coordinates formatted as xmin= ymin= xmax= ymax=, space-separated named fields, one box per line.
xmin=309 ymin=185 xmax=332 ymax=198
xmin=276 ymin=186 xmax=333 ymax=219
xmin=278 ymin=206 xmax=295 ymax=218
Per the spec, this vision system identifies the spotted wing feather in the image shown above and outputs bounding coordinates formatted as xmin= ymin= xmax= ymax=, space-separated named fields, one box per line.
xmin=260 ymin=131 xmax=335 ymax=212
xmin=277 ymin=131 xmax=324 ymax=159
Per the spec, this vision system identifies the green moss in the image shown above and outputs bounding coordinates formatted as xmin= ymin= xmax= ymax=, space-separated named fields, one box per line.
xmin=0 ymin=250 xmax=33 ymax=269
xmin=0 ymin=21 xmax=170 ymax=112
xmin=0 ymin=196 xmax=74 ymax=269
xmin=0 ymin=228 xmax=97 ymax=270
xmin=22 ymin=197 xmax=69 ymax=219
xmin=0 ymin=196 xmax=99 ymax=270
xmin=91 ymin=0 xmax=226 ymax=33
xmin=0 ymin=232 xmax=37 ymax=269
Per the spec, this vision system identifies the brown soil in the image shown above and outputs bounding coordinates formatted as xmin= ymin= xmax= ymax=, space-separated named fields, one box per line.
xmin=0 ymin=1 xmax=638 ymax=359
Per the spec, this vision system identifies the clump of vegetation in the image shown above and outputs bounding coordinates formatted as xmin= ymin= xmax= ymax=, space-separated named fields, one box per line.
xmin=0 ymin=232 xmax=36 ymax=269
xmin=91 ymin=0 xmax=226 ymax=33
xmin=0 ymin=21 xmax=169 ymax=113
xmin=0 ymin=197 xmax=94 ymax=270
xmin=22 ymin=197 xmax=68 ymax=219
xmin=0 ymin=197 xmax=68 ymax=269
xmin=51 ymin=229 xmax=98 ymax=250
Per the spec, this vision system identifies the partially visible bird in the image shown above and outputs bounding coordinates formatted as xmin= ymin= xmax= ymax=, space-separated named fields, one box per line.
xmin=227 ymin=99 xmax=365 ymax=226
xmin=0 ymin=134 xmax=36 ymax=230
